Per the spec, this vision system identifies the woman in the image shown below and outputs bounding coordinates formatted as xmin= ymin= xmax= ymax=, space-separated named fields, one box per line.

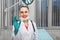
xmin=12 ymin=5 xmax=38 ymax=40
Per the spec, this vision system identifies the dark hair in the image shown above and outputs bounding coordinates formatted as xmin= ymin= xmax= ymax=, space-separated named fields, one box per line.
xmin=19 ymin=5 xmax=29 ymax=10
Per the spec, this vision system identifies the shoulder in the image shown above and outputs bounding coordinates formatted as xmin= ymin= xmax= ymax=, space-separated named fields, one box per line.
xmin=31 ymin=20 xmax=36 ymax=23
xmin=30 ymin=20 xmax=38 ymax=32
xmin=30 ymin=20 xmax=36 ymax=26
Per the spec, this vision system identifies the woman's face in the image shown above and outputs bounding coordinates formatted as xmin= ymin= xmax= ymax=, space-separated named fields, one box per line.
xmin=20 ymin=7 xmax=29 ymax=19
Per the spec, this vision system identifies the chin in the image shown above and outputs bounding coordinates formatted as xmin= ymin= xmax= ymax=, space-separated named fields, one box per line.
xmin=20 ymin=16 xmax=30 ymax=21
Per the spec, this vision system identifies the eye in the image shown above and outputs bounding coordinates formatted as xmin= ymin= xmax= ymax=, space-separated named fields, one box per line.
xmin=20 ymin=11 xmax=23 ymax=13
xmin=25 ymin=11 xmax=28 ymax=13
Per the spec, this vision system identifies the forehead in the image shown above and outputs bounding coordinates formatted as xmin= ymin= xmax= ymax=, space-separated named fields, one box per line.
xmin=20 ymin=7 xmax=29 ymax=11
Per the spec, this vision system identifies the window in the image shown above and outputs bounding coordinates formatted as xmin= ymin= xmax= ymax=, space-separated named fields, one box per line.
xmin=0 ymin=0 xmax=21 ymax=28
xmin=36 ymin=0 xmax=48 ymax=27
xmin=52 ymin=0 xmax=60 ymax=26
xmin=11 ymin=0 xmax=21 ymax=25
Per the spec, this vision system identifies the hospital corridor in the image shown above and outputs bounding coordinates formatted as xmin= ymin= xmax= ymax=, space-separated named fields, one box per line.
xmin=0 ymin=0 xmax=60 ymax=40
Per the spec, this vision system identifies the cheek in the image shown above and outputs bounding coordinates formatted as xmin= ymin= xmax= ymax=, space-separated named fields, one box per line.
xmin=26 ymin=13 xmax=29 ymax=16
xmin=20 ymin=13 xmax=23 ymax=17
xmin=25 ymin=13 xmax=29 ymax=17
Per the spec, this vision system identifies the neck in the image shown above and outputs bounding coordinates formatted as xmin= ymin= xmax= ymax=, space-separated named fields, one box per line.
xmin=23 ymin=20 xmax=28 ymax=26
xmin=23 ymin=20 xmax=28 ymax=23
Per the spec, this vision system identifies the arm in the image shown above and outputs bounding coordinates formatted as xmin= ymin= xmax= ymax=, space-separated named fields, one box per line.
xmin=11 ymin=25 xmax=22 ymax=40
xmin=11 ymin=25 xmax=15 ymax=40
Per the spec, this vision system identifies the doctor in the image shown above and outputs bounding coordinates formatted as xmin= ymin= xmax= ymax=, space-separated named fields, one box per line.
xmin=12 ymin=5 xmax=38 ymax=40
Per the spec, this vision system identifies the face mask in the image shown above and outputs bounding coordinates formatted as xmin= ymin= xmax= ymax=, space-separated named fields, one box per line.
xmin=20 ymin=16 xmax=30 ymax=21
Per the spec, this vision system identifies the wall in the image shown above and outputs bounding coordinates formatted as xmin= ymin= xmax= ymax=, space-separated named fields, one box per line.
xmin=0 ymin=0 xmax=1 ymax=28
xmin=28 ymin=0 xmax=36 ymax=21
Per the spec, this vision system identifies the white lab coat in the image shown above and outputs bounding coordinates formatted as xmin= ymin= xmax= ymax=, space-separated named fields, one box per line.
xmin=12 ymin=20 xmax=38 ymax=40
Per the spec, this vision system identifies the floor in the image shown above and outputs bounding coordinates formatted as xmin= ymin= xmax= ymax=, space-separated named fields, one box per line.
xmin=0 ymin=28 xmax=60 ymax=40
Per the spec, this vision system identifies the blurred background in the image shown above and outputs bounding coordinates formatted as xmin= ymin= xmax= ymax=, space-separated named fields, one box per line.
xmin=0 ymin=0 xmax=60 ymax=40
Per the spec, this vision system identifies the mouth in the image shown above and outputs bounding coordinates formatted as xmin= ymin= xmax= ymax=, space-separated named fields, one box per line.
xmin=22 ymin=15 xmax=27 ymax=18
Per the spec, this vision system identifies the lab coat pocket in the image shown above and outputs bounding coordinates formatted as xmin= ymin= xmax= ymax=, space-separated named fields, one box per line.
xmin=31 ymin=32 xmax=35 ymax=40
xmin=33 ymin=32 xmax=38 ymax=40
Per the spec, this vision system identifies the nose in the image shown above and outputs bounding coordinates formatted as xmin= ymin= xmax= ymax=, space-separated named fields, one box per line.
xmin=23 ymin=12 xmax=26 ymax=15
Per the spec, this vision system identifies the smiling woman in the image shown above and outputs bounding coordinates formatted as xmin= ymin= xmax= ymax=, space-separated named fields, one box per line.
xmin=22 ymin=0 xmax=34 ymax=5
